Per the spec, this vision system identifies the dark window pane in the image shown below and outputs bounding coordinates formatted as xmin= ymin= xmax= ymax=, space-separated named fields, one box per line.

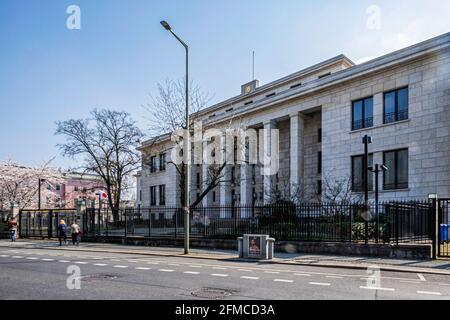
xmin=352 ymin=156 xmax=363 ymax=191
xmin=352 ymin=101 xmax=363 ymax=130
xmin=384 ymin=92 xmax=396 ymax=123
xmin=397 ymin=149 xmax=408 ymax=188
xmin=384 ymin=151 xmax=396 ymax=190
xmin=397 ymin=88 xmax=409 ymax=120
xmin=368 ymin=154 xmax=374 ymax=191
xmin=364 ymin=97 xmax=374 ymax=127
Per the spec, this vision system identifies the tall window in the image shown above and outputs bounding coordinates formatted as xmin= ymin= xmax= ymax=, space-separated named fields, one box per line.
xmin=150 ymin=156 xmax=157 ymax=173
xmin=351 ymin=154 xmax=373 ymax=192
xmin=317 ymin=152 xmax=322 ymax=174
xmin=159 ymin=185 xmax=166 ymax=205
xmin=383 ymin=149 xmax=408 ymax=190
xmin=150 ymin=186 xmax=157 ymax=206
xmin=159 ymin=153 xmax=166 ymax=171
xmin=352 ymin=97 xmax=373 ymax=130
xmin=196 ymin=172 xmax=201 ymax=189
xmin=384 ymin=87 xmax=408 ymax=124
xmin=318 ymin=128 xmax=322 ymax=143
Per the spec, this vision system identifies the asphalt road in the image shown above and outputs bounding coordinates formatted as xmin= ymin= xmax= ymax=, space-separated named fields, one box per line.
xmin=0 ymin=246 xmax=449 ymax=300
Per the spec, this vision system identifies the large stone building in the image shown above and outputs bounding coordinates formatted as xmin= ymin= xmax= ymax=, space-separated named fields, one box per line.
xmin=137 ymin=33 xmax=450 ymax=209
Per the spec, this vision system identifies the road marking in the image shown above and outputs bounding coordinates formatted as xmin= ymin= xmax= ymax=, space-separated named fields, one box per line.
xmin=93 ymin=263 xmax=108 ymax=266
xmin=438 ymin=283 xmax=450 ymax=286
xmin=168 ymin=263 xmax=180 ymax=266
xmin=135 ymin=267 xmax=151 ymax=270
xmin=110 ymin=259 xmax=120 ymax=262
xmin=237 ymin=269 xmax=252 ymax=272
xmin=417 ymin=290 xmax=441 ymax=296
xmin=241 ymin=276 xmax=259 ymax=280
xmin=147 ymin=262 xmax=159 ymax=265
xmin=75 ymin=261 xmax=88 ymax=265
xmin=310 ymin=282 xmax=331 ymax=286
xmin=41 ymin=258 xmax=54 ymax=261
xmin=360 ymin=286 xmax=395 ymax=291
xmin=113 ymin=265 xmax=128 ymax=269
xmin=189 ymin=265 xmax=202 ymax=268
xmin=400 ymin=280 xmax=421 ymax=284
xmin=211 ymin=274 xmax=229 ymax=277
xmin=58 ymin=260 xmax=70 ymax=263
xmin=326 ymin=276 xmax=344 ymax=279
xmin=264 ymin=271 xmax=280 ymax=274
xmin=26 ymin=257 xmax=39 ymax=260
xmin=417 ymin=273 xmax=426 ymax=281
xmin=159 ymin=269 xmax=175 ymax=272
xmin=127 ymin=260 xmax=139 ymax=263
xmin=212 ymin=267 xmax=227 ymax=270
xmin=184 ymin=271 xmax=200 ymax=275
xmin=294 ymin=273 xmax=311 ymax=277
xmin=0 ymin=255 xmax=9 ymax=257
xmin=274 ymin=279 xmax=294 ymax=283
xmin=12 ymin=256 xmax=24 ymax=259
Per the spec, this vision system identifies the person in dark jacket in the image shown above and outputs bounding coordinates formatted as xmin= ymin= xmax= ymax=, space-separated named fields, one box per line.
xmin=58 ymin=220 xmax=68 ymax=246
xmin=7 ymin=217 xmax=18 ymax=242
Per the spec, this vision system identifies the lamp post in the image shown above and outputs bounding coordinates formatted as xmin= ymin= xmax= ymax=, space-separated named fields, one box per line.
xmin=368 ymin=164 xmax=388 ymax=243
xmin=362 ymin=135 xmax=372 ymax=244
xmin=160 ymin=20 xmax=190 ymax=254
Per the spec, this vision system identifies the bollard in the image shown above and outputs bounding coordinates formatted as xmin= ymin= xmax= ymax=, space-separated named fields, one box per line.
xmin=267 ymin=238 xmax=275 ymax=260
xmin=237 ymin=237 xmax=244 ymax=258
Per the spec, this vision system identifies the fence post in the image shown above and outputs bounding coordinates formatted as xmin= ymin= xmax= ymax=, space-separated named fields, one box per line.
xmin=48 ymin=210 xmax=53 ymax=239
xmin=175 ymin=208 xmax=178 ymax=239
xmin=349 ymin=205 xmax=353 ymax=243
xmin=124 ymin=209 xmax=127 ymax=238
xmin=18 ymin=211 xmax=22 ymax=239
xmin=203 ymin=207 xmax=207 ymax=239
xmin=395 ymin=204 xmax=399 ymax=245
xmin=431 ymin=198 xmax=437 ymax=259
xmin=148 ymin=208 xmax=151 ymax=239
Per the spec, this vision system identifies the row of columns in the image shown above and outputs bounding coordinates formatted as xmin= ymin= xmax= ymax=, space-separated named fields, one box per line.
xmin=192 ymin=112 xmax=305 ymax=209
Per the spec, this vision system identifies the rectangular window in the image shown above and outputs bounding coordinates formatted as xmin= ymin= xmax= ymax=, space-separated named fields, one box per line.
xmin=290 ymin=83 xmax=302 ymax=89
xmin=159 ymin=185 xmax=166 ymax=205
xmin=318 ymin=72 xmax=331 ymax=79
xmin=150 ymin=156 xmax=157 ymax=173
xmin=139 ymin=190 xmax=142 ymax=201
xmin=383 ymin=149 xmax=408 ymax=190
xmin=317 ymin=180 xmax=322 ymax=195
xmin=266 ymin=92 xmax=276 ymax=98
xmin=318 ymin=128 xmax=322 ymax=143
xmin=150 ymin=186 xmax=157 ymax=206
xmin=212 ymin=191 xmax=216 ymax=202
xmin=352 ymin=97 xmax=373 ymax=130
xmin=159 ymin=153 xmax=166 ymax=171
xmin=317 ymin=152 xmax=322 ymax=174
xmin=56 ymin=185 xmax=61 ymax=191
xmin=384 ymin=87 xmax=408 ymax=124
xmin=196 ymin=172 xmax=201 ymax=189
xmin=351 ymin=154 xmax=374 ymax=192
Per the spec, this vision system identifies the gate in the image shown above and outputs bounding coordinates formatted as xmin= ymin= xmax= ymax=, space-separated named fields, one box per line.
xmin=19 ymin=209 xmax=79 ymax=239
xmin=438 ymin=199 xmax=450 ymax=257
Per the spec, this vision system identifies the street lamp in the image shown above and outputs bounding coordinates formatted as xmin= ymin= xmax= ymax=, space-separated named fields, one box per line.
xmin=362 ymin=135 xmax=372 ymax=244
xmin=369 ymin=164 xmax=388 ymax=242
xmin=160 ymin=20 xmax=190 ymax=255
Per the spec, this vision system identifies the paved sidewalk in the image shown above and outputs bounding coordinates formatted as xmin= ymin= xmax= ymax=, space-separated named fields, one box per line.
xmin=1 ymin=239 xmax=449 ymax=275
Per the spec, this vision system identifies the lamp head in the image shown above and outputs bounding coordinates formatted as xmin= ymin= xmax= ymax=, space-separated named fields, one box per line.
xmin=380 ymin=165 xmax=388 ymax=171
xmin=160 ymin=20 xmax=171 ymax=31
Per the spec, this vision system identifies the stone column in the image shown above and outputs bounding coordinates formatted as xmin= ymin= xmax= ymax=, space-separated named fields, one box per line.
xmin=373 ymin=93 xmax=383 ymax=126
xmin=239 ymin=132 xmax=253 ymax=217
xmin=290 ymin=112 xmax=305 ymax=198
xmin=219 ymin=134 xmax=231 ymax=218
xmin=262 ymin=120 xmax=277 ymax=204
xmin=202 ymin=139 xmax=210 ymax=207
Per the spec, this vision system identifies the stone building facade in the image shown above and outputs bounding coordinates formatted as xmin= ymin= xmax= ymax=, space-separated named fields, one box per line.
xmin=137 ymin=33 xmax=450 ymax=209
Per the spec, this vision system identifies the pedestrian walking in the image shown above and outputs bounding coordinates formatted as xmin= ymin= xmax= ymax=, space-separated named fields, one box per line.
xmin=70 ymin=221 xmax=81 ymax=246
xmin=7 ymin=217 xmax=18 ymax=242
xmin=58 ymin=219 xmax=68 ymax=246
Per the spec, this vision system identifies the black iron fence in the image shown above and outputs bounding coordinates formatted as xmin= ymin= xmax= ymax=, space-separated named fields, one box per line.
xmin=79 ymin=200 xmax=432 ymax=244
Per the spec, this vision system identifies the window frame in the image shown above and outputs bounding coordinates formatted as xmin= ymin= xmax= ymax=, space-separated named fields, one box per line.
xmin=351 ymin=96 xmax=374 ymax=130
xmin=383 ymin=148 xmax=408 ymax=190
xmin=351 ymin=153 xmax=374 ymax=192
xmin=383 ymin=87 xmax=409 ymax=124
xmin=159 ymin=153 xmax=166 ymax=171
xmin=159 ymin=185 xmax=166 ymax=205
xmin=150 ymin=186 xmax=157 ymax=206
xmin=149 ymin=156 xmax=157 ymax=173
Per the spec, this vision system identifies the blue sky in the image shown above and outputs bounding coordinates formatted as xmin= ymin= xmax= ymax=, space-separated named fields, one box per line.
xmin=0 ymin=0 xmax=449 ymax=168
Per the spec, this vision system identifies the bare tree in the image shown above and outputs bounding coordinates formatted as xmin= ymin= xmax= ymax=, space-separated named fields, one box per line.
xmin=314 ymin=172 xmax=362 ymax=204
xmin=55 ymin=109 xmax=143 ymax=222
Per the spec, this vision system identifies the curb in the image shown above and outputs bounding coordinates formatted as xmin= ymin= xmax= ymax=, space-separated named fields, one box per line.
xmin=2 ymin=243 xmax=449 ymax=276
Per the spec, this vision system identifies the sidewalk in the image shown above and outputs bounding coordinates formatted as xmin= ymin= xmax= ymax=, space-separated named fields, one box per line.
xmin=1 ymin=239 xmax=449 ymax=275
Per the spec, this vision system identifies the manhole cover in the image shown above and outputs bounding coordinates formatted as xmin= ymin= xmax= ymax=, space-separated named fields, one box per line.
xmin=80 ymin=274 xmax=119 ymax=282
xmin=191 ymin=288 xmax=233 ymax=300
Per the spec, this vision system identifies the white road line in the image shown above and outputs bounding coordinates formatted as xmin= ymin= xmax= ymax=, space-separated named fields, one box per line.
xmin=135 ymin=267 xmax=151 ymax=270
xmin=211 ymin=274 xmax=229 ymax=277
xmin=294 ymin=273 xmax=311 ymax=277
xmin=128 ymin=260 xmax=139 ymax=263
xmin=241 ymin=276 xmax=259 ymax=280
xmin=58 ymin=260 xmax=70 ymax=263
xmin=113 ymin=265 xmax=128 ymax=269
xmin=274 ymin=279 xmax=294 ymax=283
xmin=212 ymin=267 xmax=227 ymax=270
xmin=12 ymin=256 xmax=24 ymax=259
xmin=94 ymin=263 xmax=108 ymax=266
xmin=189 ymin=265 xmax=202 ymax=268
xmin=159 ymin=269 xmax=175 ymax=272
xmin=264 ymin=271 xmax=280 ymax=274
xmin=237 ymin=269 xmax=252 ymax=272
xmin=326 ymin=276 xmax=344 ymax=279
xmin=360 ymin=286 xmax=395 ymax=291
xmin=75 ymin=261 xmax=88 ymax=265
xmin=417 ymin=290 xmax=441 ymax=296
xmin=41 ymin=258 xmax=54 ymax=261
xmin=417 ymin=273 xmax=426 ymax=281
xmin=26 ymin=257 xmax=39 ymax=260
xmin=310 ymin=282 xmax=331 ymax=286
xmin=147 ymin=262 xmax=159 ymax=265
xmin=0 ymin=255 xmax=9 ymax=257
xmin=184 ymin=271 xmax=200 ymax=275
